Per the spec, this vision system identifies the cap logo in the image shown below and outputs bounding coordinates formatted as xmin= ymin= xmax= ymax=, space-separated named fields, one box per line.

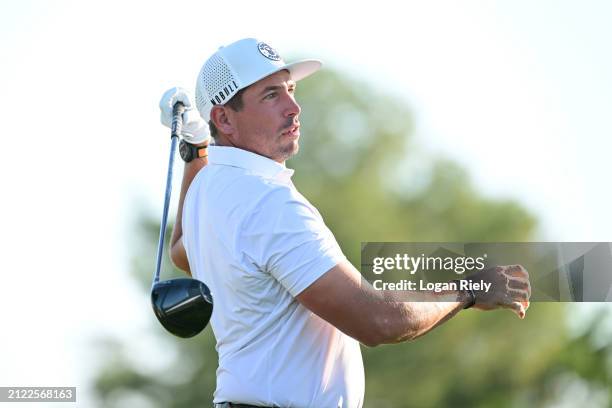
xmin=209 ymin=80 xmax=239 ymax=105
xmin=257 ymin=42 xmax=281 ymax=61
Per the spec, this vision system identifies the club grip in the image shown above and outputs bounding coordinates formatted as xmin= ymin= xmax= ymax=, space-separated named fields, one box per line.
xmin=171 ymin=102 xmax=185 ymax=138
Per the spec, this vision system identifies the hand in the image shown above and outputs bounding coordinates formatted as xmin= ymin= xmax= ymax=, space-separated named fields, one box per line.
xmin=467 ymin=265 xmax=531 ymax=319
xmin=159 ymin=87 xmax=211 ymax=145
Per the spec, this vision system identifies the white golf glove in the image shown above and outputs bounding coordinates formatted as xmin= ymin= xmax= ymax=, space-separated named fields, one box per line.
xmin=159 ymin=87 xmax=211 ymax=145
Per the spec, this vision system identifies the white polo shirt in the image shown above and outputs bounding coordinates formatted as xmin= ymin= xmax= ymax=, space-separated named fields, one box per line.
xmin=182 ymin=146 xmax=364 ymax=408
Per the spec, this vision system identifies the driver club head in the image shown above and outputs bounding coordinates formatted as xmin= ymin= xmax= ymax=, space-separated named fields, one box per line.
xmin=151 ymin=278 xmax=213 ymax=338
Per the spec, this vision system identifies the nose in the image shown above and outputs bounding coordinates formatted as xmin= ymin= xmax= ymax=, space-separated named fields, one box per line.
xmin=284 ymin=93 xmax=301 ymax=118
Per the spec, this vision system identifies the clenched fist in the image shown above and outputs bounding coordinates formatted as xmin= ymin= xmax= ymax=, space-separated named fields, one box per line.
xmin=466 ymin=265 xmax=531 ymax=319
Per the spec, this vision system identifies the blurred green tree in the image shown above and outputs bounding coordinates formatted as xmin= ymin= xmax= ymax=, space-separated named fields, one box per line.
xmin=93 ymin=69 xmax=611 ymax=407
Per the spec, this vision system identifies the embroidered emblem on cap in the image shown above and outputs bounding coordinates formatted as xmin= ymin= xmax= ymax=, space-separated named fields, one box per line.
xmin=257 ymin=42 xmax=281 ymax=61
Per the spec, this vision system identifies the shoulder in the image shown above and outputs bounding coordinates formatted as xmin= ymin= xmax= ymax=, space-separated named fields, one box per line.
xmin=188 ymin=164 xmax=279 ymax=204
xmin=252 ymin=181 xmax=311 ymax=213
xmin=242 ymin=183 xmax=323 ymax=238
xmin=188 ymin=165 xmax=309 ymax=224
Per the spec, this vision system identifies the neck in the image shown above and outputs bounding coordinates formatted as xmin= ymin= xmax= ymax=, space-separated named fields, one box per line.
xmin=214 ymin=135 xmax=285 ymax=165
xmin=213 ymin=134 xmax=235 ymax=148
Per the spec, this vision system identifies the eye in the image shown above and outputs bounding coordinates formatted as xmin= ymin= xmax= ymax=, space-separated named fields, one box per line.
xmin=264 ymin=92 xmax=277 ymax=100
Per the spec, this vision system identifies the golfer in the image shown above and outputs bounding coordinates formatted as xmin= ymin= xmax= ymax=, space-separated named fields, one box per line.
xmin=158 ymin=38 xmax=531 ymax=408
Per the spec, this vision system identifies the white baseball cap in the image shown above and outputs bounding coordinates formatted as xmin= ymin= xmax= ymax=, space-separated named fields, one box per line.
xmin=195 ymin=38 xmax=322 ymax=122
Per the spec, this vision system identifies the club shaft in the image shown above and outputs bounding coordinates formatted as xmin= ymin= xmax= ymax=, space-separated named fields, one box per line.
xmin=153 ymin=103 xmax=185 ymax=285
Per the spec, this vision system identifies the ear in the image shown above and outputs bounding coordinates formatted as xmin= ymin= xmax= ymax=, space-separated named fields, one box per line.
xmin=210 ymin=105 xmax=236 ymax=136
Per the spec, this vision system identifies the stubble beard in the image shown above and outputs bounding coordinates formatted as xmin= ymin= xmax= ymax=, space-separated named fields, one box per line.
xmin=275 ymin=117 xmax=299 ymax=162
xmin=276 ymin=139 xmax=299 ymax=162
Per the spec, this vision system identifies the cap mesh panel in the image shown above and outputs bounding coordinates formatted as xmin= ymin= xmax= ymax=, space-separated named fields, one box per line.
xmin=196 ymin=53 xmax=236 ymax=119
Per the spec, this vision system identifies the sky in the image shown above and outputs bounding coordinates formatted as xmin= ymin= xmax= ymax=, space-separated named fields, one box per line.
xmin=1 ymin=0 xmax=611 ymax=406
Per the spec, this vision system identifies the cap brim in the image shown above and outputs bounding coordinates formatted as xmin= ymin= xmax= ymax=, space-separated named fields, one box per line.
xmin=283 ymin=59 xmax=322 ymax=82
xmin=236 ymin=59 xmax=322 ymax=95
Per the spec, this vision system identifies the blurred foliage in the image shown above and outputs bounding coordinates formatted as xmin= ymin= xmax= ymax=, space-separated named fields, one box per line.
xmin=94 ymin=69 xmax=611 ymax=407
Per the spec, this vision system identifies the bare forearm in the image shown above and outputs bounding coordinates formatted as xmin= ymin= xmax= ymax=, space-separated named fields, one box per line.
xmin=169 ymin=155 xmax=208 ymax=273
xmin=376 ymin=290 xmax=469 ymax=344
xmin=369 ymin=266 xmax=530 ymax=344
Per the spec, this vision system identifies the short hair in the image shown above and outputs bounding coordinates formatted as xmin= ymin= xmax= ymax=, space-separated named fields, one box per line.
xmin=208 ymin=87 xmax=247 ymax=139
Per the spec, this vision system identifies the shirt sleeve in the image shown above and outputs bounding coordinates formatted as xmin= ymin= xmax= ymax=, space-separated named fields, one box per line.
xmin=240 ymin=185 xmax=346 ymax=297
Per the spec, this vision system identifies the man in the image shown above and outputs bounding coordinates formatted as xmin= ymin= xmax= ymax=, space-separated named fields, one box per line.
xmin=159 ymin=38 xmax=531 ymax=408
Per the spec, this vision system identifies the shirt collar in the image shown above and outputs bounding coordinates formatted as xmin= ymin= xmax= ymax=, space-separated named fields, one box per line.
xmin=207 ymin=146 xmax=295 ymax=182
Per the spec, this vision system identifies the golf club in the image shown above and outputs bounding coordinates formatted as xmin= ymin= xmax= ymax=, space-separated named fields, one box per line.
xmin=150 ymin=102 xmax=213 ymax=338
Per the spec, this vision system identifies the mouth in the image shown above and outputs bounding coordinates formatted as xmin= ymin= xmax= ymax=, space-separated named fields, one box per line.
xmin=282 ymin=124 xmax=300 ymax=137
